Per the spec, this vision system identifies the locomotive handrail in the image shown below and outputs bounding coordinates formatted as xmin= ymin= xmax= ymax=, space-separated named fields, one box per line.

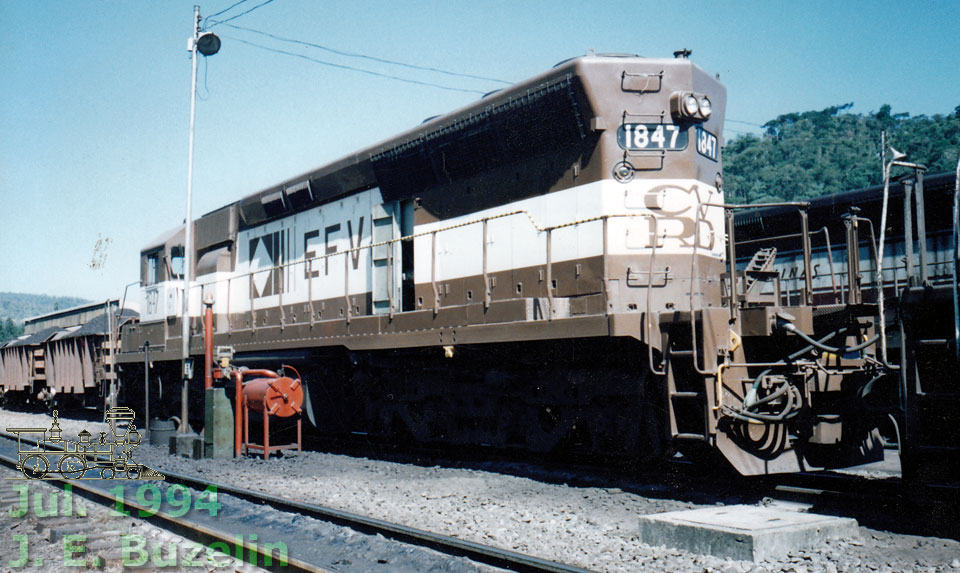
xmin=187 ymin=208 xmax=723 ymax=332
xmin=878 ymin=153 xmax=926 ymax=367
xmin=222 ymin=210 xmax=658 ymax=280
xmin=739 ymin=238 xmax=958 ymax=307
xmin=800 ymin=210 xmax=813 ymax=304
xmin=852 ymin=215 xmax=882 ymax=304
xmin=702 ymin=201 xmax=811 ymax=210
xmin=819 ymin=226 xmax=839 ymax=302
xmin=546 ymin=228 xmax=554 ymax=319
xmin=431 ymin=230 xmax=439 ymax=315
xmin=688 ymin=198 xmax=716 ymax=375
xmin=719 ymin=201 xmax=815 ymax=308
xmin=690 ymin=200 xmax=814 ymax=379
xmin=645 ymin=215 xmax=665 ymax=375
xmin=733 ymin=226 xmax=839 ymax=304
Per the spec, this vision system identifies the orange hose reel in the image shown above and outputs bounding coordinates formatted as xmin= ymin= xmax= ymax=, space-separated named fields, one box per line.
xmin=243 ymin=376 xmax=303 ymax=416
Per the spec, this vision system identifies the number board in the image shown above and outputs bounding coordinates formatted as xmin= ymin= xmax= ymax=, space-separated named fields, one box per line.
xmin=617 ymin=124 xmax=688 ymax=152
xmin=695 ymin=126 xmax=719 ymax=162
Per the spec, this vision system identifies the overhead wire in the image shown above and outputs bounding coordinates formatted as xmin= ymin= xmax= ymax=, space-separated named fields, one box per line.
xmin=726 ymin=119 xmax=766 ymax=128
xmin=221 ymin=22 xmax=512 ymax=85
xmin=197 ymin=54 xmax=211 ymax=101
xmin=227 ymin=36 xmax=489 ymax=95
xmin=204 ymin=0 xmax=253 ymax=26
xmin=207 ymin=0 xmax=276 ymax=28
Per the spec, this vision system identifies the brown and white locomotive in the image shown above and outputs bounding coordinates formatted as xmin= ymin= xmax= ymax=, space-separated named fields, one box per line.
xmin=112 ymin=51 xmax=958 ymax=478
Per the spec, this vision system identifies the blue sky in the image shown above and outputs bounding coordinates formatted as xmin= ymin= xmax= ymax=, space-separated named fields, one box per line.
xmin=1 ymin=0 xmax=958 ymax=302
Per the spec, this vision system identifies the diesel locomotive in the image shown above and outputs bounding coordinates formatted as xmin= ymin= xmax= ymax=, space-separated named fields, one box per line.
xmin=101 ymin=51 xmax=957 ymax=479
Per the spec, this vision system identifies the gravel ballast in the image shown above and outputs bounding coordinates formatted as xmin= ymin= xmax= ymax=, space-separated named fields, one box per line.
xmin=2 ymin=409 xmax=957 ymax=572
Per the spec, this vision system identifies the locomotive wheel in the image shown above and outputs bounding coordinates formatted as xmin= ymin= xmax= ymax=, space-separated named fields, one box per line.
xmin=100 ymin=467 xmax=115 ymax=480
xmin=126 ymin=466 xmax=141 ymax=480
xmin=58 ymin=455 xmax=86 ymax=479
xmin=21 ymin=454 xmax=49 ymax=479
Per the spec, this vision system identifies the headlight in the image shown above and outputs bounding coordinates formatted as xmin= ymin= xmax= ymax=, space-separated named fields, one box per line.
xmin=699 ymin=97 xmax=712 ymax=119
xmin=670 ymin=91 xmax=712 ymax=122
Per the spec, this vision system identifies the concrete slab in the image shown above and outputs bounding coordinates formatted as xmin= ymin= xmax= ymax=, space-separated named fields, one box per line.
xmin=638 ymin=505 xmax=859 ymax=562
xmin=170 ymin=432 xmax=203 ymax=459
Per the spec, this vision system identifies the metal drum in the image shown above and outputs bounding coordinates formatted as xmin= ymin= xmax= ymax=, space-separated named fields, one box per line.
xmin=148 ymin=418 xmax=176 ymax=446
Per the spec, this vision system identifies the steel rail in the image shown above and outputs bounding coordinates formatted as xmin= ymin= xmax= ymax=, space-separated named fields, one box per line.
xmin=0 ymin=448 xmax=319 ymax=572
xmin=0 ymin=431 xmax=588 ymax=573
xmin=163 ymin=466 xmax=590 ymax=573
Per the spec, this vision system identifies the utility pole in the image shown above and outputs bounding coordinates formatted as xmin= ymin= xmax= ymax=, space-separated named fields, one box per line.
xmin=176 ymin=6 xmax=219 ymax=457
xmin=179 ymin=5 xmax=201 ymax=437
xmin=107 ymin=300 xmax=117 ymax=410
xmin=880 ymin=131 xmax=886 ymax=181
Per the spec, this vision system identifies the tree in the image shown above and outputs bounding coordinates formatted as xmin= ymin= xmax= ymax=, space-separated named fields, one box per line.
xmin=1 ymin=318 xmax=16 ymax=342
xmin=725 ymin=104 xmax=960 ymax=203
xmin=0 ymin=318 xmax=25 ymax=342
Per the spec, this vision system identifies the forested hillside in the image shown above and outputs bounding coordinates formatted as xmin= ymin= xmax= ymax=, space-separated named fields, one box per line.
xmin=0 ymin=292 xmax=92 ymax=342
xmin=723 ymin=104 xmax=960 ymax=203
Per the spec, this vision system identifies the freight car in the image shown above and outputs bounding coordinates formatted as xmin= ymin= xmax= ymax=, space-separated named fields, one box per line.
xmin=0 ymin=301 xmax=137 ymax=412
xmin=111 ymin=51 xmax=958 ymax=478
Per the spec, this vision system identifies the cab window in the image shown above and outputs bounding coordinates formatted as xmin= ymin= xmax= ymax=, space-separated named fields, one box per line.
xmin=145 ymin=252 xmax=160 ymax=286
xmin=170 ymin=246 xmax=185 ymax=280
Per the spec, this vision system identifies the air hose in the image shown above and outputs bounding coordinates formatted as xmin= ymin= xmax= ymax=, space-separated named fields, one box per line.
xmin=777 ymin=321 xmax=880 ymax=355
xmin=747 ymin=329 xmax=843 ymax=395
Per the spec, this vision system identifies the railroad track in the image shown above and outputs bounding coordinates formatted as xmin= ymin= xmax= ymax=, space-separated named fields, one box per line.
xmin=0 ymin=463 xmax=271 ymax=572
xmin=0 ymin=431 xmax=588 ymax=573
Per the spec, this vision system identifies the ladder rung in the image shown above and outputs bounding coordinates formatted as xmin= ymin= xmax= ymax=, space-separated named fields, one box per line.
xmin=670 ymin=350 xmax=694 ymax=357
xmin=917 ymin=339 xmax=950 ymax=345
xmin=670 ymin=391 xmax=701 ymax=399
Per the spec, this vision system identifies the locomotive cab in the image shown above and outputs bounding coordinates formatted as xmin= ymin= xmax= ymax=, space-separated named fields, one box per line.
xmin=139 ymin=225 xmax=187 ymax=323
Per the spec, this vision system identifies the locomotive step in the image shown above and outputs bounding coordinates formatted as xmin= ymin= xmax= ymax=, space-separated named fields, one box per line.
xmin=917 ymin=392 xmax=960 ymax=399
xmin=673 ymin=433 xmax=709 ymax=441
xmin=916 ymin=338 xmax=951 ymax=345
xmin=917 ymin=444 xmax=960 ymax=453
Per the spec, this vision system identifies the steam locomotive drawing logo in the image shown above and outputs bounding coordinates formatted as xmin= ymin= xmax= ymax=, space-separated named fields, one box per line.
xmin=7 ymin=407 xmax=165 ymax=480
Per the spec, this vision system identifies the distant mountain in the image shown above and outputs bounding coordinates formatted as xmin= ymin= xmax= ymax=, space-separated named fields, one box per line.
xmin=0 ymin=292 xmax=93 ymax=323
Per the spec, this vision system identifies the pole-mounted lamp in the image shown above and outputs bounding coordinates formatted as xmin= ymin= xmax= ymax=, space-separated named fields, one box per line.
xmin=179 ymin=6 xmax=220 ymax=443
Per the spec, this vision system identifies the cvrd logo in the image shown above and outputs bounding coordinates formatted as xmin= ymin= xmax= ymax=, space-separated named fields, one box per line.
xmin=642 ymin=184 xmax=716 ymax=250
